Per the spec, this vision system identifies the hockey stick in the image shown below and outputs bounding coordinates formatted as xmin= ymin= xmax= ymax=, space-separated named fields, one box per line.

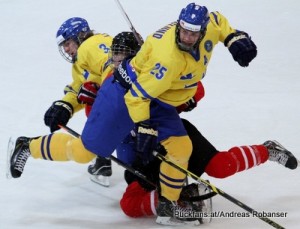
xmin=58 ymin=125 xmax=215 ymax=201
xmin=58 ymin=124 xmax=156 ymax=188
xmin=113 ymin=2 xmax=286 ymax=228
xmin=114 ymin=0 xmax=144 ymax=45
xmin=153 ymin=151 xmax=285 ymax=229
xmin=59 ymin=125 xmax=285 ymax=228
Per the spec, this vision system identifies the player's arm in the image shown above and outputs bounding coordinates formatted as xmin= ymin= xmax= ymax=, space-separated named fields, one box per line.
xmin=43 ymin=62 xmax=86 ymax=133
xmin=43 ymin=78 xmax=81 ymax=133
xmin=67 ymin=41 xmax=107 ymax=111
xmin=211 ymin=11 xmax=257 ymax=67
xmin=124 ymin=61 xmax=173 ymax=123
xmin=176 ymin=81 xmax=205 ymax=113
xmin=123 ymin=40 xmax=177 ymax=123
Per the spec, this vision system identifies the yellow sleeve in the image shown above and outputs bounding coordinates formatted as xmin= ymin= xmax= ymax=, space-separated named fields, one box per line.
xmin=125 ymin=31 xmax=183 ymax=122
xmin=75 ymin=34 xmax=112 ymax=85
xmin=62 ymin=82 xmax=84 ymax=113
xmin=62 ymin=34 xmax=113 ymax=113
xmin=124 ymin=94 xmax=151 ymax=122
xmin=209 ymin=11 xmax=236 ymax=43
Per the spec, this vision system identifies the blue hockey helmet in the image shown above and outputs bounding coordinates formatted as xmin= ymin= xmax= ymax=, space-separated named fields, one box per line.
xmin=176 ymin=3 xmax=210 ymax=51
xmin=56 ymin=17 xmax=90 ymax=46
xmin=178 ymin=3 xmax=209 ymax=32
xmin=56 ymin=17 xmax=92 ymax=63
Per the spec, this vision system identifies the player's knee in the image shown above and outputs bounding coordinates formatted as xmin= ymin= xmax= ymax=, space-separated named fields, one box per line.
xmin=120 ymin=197 xmax=142 ymax=218
xmin=120 ymin=182 xmax=145 ymax=218
xmin=205 ymin=152 xmax=238 ymax=178
xmin=161 ymin=136 xmax=192 ymax=164
xmin=67 ymin=138 xmax=96 ymax=163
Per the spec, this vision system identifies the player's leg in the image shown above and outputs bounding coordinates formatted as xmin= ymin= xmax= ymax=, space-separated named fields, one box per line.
xmin=9 ymin=133 xmax=96 ymax=178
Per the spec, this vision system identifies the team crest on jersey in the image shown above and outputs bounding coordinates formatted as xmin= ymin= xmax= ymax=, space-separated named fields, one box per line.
xmin=204 ymin=40 xmax=213 ymax=52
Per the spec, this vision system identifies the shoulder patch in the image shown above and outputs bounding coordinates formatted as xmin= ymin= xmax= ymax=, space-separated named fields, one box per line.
xmin=204 ymin=40 xmax=213 ymax=52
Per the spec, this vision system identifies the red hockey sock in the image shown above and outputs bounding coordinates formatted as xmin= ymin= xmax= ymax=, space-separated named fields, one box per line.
xmin=205 ymin=145 xmax=268 ymax=178
xmin=120 ymin=181 xmax=158 ymax=218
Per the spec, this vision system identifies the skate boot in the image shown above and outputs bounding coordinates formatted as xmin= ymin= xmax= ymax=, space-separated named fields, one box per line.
xmin=264 ymin=140 xmax=298 ymax=169
xmin=88 ymin=156 xmax=112 ymax=187
xmin=8 ymin=136 xmax=32 ymax=178
xmin=179 ymin=182 xmax=213 ymax=224
xmin=156 ymin=195 xmax=200 ymax=226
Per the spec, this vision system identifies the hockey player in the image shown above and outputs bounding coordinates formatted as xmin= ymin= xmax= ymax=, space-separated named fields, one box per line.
xmin=8 ymin=2 xmax=298 ymax=226
xmin=78 ymin=3 xmax=298 ymax=224
xmin=43 ymin=17 xmax=114 ymax=186
xmin=119 ymin=119 xmax=298 ymax=222
xmin=80 ymin=2 xmax=261 ymax=223
xmin=46 ymin=17 xmax=113 ymax=129
xmin=86 ymin=31 xmax=143 ymax=184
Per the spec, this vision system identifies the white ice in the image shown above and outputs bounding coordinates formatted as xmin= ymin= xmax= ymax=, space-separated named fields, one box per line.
xmin=1 ymin=0 xmax=300 ymax=228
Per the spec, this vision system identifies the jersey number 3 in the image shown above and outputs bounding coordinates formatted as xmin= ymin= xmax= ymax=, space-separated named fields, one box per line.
xmin=99 ymin=44 xmax=110 ymax=53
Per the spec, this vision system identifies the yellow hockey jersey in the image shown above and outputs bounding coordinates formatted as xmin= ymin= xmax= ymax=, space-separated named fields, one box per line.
xmin=125 ymin=12 xmax=236 ymax=122
xmin=62 ymin=33 xmax=113 ymax=113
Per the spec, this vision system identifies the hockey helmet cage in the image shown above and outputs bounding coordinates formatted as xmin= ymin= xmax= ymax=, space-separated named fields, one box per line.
xmin=111 ymin=32 xmax=142 ymax=57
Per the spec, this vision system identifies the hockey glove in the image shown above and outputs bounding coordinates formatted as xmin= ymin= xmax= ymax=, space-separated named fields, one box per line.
xmin=176 ymin=97 xmax=197 ymax=113
xmin=113 ymin=58 xmax=135 ymax=90
xmin=44 ymin=100 xmax=73 ymax=132
xmin=77 ymin=81 xmax=100 ymax=105
xmin=176 ymin=81 xmax=205 ymax=113
xmin=224 ymin=31 xmax=257 ymax=67
xmin=124 ymin=157 xmax=161 ymax=191
xmin=135 ymin=121 xmax=158 ymax=165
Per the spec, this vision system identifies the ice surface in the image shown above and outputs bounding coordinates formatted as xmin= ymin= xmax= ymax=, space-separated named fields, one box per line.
xmin=1 ymin=0 xmax=300 ymax=228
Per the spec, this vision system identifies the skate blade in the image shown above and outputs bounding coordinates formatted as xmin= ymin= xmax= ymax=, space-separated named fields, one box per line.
xmin=90 ymin=175 xmax=110 ymax=187
xmin=6 ymin=137 xmax=16 ymax=179
xmin=156 ymin=216 xmax=200 ymax=226
xmin=198 ymin=182 xmax=213 ymax=224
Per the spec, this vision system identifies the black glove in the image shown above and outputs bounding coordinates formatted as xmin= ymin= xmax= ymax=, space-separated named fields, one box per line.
xmin=44 ymin=100 xmax=73 ymax=132
xmin=113 ymin=58 xmax=134 ymax=90
xmin=124 ymin=158 xmax=161 ymax=191
xmin=77 ymin=81 xmax=100 ymax=105
xmin=179 ymin=97 xmax=197 ymax=112
xmin=185 ymin=97 xmax=197 ymax=111
xmin=224 ymin=31 xmax=257 ymax=67
xmin=135 ymin=121 xmax=158 ymax=165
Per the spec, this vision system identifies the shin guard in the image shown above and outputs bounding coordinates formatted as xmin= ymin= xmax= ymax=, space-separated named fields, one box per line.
xmin=205 ymin=145 xmax=268 ymax=178
xmin=30 ymin=133 xmax=96 ymax=163
xmin=159 ymin=136 xmax=192 ymax=201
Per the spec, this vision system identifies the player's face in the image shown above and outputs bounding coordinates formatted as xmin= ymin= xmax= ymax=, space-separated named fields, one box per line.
xmin=178 ymin=26 xmax=201 ymax=48
xmin=61 ymin=39 xmax=79 ymax=59
xmin=112 ymin=52 xmax=127 ymax=69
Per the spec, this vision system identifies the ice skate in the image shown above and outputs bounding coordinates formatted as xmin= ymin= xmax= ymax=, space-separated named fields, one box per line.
xmin=264 ymin=140 xmax=298 ymax=169
xmin=7 ymin=136 xmax=32 ymax=179
xmin=179 ymin=182 xmax=213 ymax=224
xmin=88 ymin=156 xmax=112 ymax=187
xmin=156 ymin=195 xmax=200 ymax=226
